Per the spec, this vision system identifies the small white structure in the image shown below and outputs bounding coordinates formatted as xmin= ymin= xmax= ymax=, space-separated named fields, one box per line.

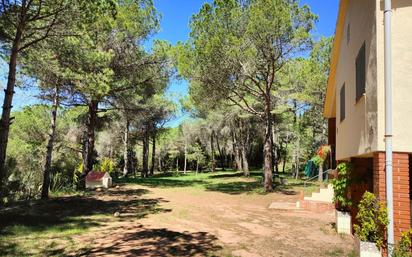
xmin=336 ymin=210 xmax=352 ymax=235
xmin=86 ymin=171 xmax=112 ymax=189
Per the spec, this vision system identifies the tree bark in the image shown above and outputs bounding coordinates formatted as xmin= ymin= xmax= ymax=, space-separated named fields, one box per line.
xmin=263 ymin=96 xmax=273 ymax=192
xmin=176 ymin=157 xmax=179 ymax=172
xmin=232 ymin=130 xmax=242 ymax=172
xmin=183 ymin=141 xmax=187 ymax=174
xmin=240 ymin=143 xmax=250 ymax=177
xmin=123 ymin=119 xmax=130 ymax=177
xmin=41 ymin=86 xmax=59 ymax=199
xmin=0 ymin=29 xmax=24 ymax=191
xmin=271 ymin=119 xmax=277 ymax=175
xmin=281 ymin=140 xmax=288 ymax=173
xmin=210 ymin=131 xmax=216 ymax=172
xmin=150 ymin=130 xmax=156 ymax=176
xmin=80 ymin=100 xmax=98 ymax=188
xmin=215 ymin=132 xmax=225 ymax=171
xmin=295 ymin=137 xmax=300 ymax=179
xmin=238 ymin=119 xmax=250 ymax=177
xmin=142 ymin=123 xmax=149 ymax=177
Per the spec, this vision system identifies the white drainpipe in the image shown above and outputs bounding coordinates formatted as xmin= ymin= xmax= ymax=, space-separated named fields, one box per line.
xmin=384 ymin=0 xmax=394 ymax=254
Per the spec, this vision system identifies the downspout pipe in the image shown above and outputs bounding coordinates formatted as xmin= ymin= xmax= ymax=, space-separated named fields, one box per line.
xmin=384 ymin=0 xmax=394 ymax=254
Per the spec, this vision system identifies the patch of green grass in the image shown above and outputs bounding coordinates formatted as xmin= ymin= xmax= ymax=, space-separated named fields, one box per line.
xmin=324 ymin=247 xmax=345 ymax=256
xmin=117 ymin=170 xmax=264 ymax=194
xmin=0 ymin=187 xmax=168 ymax=256
xmin=117 ymin=170 xmax=316 ymax=196
xmin=346 ymin=250 xmax=357 ymax=257
xmin=0 ymin=213 xmax=108 ymax=257
xmin=0 ymin=222 xmax=92 ymax=256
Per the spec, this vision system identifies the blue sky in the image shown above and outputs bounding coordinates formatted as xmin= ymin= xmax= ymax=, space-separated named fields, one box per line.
xmin=0 ymin=0 xmax=339 ymax=127
xmin=154 ymin=0 xmax=340 ymax=126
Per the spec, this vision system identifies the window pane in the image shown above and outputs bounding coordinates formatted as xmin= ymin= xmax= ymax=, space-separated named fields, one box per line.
xmin=340 ymin=84 xmax=345 ymax=122
xmin=356 ymin=43 xmax=366 ymax=101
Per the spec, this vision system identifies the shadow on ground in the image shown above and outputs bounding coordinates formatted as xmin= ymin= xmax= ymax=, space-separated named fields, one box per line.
xmin=0 ymin=187 xmax=171 ymax=256
xmin=77 ymin=225 xmax=222 ymax=257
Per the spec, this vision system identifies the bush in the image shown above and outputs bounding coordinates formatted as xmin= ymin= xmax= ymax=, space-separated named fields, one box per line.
xmin=100 ymin=158 xmax=115 ymax=173
xmin=354 ymin=191 xmax=388 ymax=249
xmin=394 ymin=229 xmax=412 ymax=257
xmin=332 ymin=162 xmax=352 ymax=211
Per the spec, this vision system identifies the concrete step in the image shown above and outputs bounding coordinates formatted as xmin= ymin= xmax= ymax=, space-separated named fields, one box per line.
xmin=303 ymin=184 xmax=334 ymax=203
xmin=268 ymin=202 xmax=300 ymax=210
xmin=297 ymin=200 xmax=335 ymax=213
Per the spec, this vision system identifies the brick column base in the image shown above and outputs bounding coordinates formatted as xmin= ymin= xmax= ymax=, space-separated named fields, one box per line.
xmin=373 ymin=152 xmax=411 ymax=241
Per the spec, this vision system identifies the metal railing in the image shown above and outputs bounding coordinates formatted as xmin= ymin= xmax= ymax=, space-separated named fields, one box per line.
xmin=303 ymin=169 xmax=334 ymax=188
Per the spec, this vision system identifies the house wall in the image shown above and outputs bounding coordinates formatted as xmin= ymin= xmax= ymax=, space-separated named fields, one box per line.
xmin=373 ymin=152 xmax=410 ymax=241
xmin=376 ymin=0 xmax=412 ymax=153
xmin=335 ymin=0 xmax=378 ymax=160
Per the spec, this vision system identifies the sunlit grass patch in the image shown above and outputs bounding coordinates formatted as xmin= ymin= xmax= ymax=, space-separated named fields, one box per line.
xmin=117 ymin=170 xmax=320 ymax=196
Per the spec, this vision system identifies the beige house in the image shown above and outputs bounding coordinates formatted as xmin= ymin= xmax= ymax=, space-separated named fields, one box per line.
xmin=324 ymin=0 xmax=412 ymax=241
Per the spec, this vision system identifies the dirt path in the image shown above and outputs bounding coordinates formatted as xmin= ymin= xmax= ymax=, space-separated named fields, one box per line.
xmin=72 ymin=184 xmax=354 ymax=257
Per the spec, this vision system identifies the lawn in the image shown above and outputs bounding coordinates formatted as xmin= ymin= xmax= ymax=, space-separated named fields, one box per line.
xmin=117 ymin=170 xmax=322 ymax=195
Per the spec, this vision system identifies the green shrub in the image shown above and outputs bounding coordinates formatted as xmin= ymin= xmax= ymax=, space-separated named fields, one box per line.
xmin=332 ymin=162 xmax=352 ymax=211
xmin=100 ymin=158 xmax=115 ymax=173
xmin=354 ymin=191 xmax=388 ymax=249
xmin=394 ymin=229 xmax=412 ymax=257
xmin=73 ymin=163 xmax=83 ymax=184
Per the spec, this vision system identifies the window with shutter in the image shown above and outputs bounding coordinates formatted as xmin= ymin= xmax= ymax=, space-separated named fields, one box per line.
xmin=347 ymin=23 xmax=350 ymax=44
xmin=356 ymin=43 xmax=366 ymax=101
xmin=340 ymin=84 xmax=346 ymax=122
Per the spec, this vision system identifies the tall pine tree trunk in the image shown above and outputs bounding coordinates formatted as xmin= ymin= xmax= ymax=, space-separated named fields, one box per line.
xmin=281 ymin=139 xmax=288 ymax=173
xmin=272 ymin=121 xmax=279 ymax=174
xmin=142 ymin=123 xmax=149 ymax=177
xmin=295 ymin=137 xmax=300 ymax=179
xmin=239 ymin=120 xmax=250 ymax=177
xmin=241 ymin=144 xmax=250 ymax=177
xmin=0 ymin=31 xmax=23 ymax=191
xmin=176 ymin=157 xmax=179 ymax=172
xmin=215 ymin=132 xmax=225 ymax=171
xmin=183 ymin=141 xmax=187 ymax=174
xmin=263 ymin=97 xmax=273 ymax=192
xmin=80 ymin=100 xmax=98 ymax=188
xmin=123 ymin=120 xmax=130 ymax=177
xmin=210 ymin=131 xmax=216 ymax=172
xmin=41 ymin=86 xmax=59 ymax=199
xmin=150 ymin=130 xmax=156 ymax=176
xmin=232 ymin=130 xmax=242 ymax=172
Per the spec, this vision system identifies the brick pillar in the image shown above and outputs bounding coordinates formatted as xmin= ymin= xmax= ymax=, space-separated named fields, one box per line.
xmin=349 ymin=158 xmax=373 ymax=230
xmin=373 ymin=152 xmax=410 ymax=241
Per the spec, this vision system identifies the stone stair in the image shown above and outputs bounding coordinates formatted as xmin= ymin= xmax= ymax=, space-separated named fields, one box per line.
xmin=303 ymin=184 xmax=334 ymax=203
xmin=297 ymin=184 xmax=335 ymax=213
